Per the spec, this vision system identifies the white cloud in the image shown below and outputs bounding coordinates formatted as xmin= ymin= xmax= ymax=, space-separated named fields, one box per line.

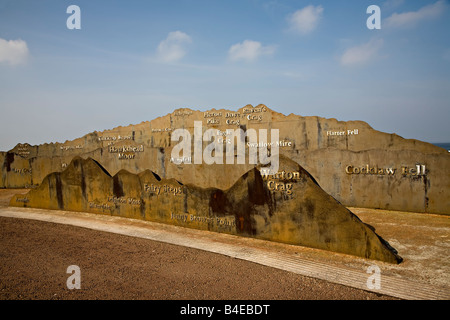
xmin=287 ymin=5 xmax=323 ymax=34
xmin=156 ymin=31 xmax=192 ymax=63
xmin=385 ymin=0 xmax=446 ymax=28
xmin=228 ymin=40 xmax=275 ymax=62
xmin=340 ymin=39 xmax=384 ymax=67
xmin=0 ymin=38 xmax=30 ymax=66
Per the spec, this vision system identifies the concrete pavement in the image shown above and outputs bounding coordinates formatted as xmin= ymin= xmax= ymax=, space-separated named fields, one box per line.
xmin=1 ymin=205 xmax=448 ymax=300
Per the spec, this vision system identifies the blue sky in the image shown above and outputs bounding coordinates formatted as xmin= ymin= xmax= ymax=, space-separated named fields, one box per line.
xmin=0 ymin=0 xmax=449 ymax=150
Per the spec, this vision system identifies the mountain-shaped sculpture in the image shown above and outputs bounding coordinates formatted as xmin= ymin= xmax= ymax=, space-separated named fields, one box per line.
xmin=10 ymin=156 xmax=402 ymax=264
xmin=1 ymin=104 xmax=448 ymax=215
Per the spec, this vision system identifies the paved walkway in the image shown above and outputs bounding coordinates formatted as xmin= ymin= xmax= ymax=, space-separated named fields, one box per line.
xmin=1 ymin=206 xmax=448 ymax=300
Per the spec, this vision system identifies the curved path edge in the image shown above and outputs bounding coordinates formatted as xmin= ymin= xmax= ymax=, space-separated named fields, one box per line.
xmin=1 ymin=206 xmax=448 ymax=300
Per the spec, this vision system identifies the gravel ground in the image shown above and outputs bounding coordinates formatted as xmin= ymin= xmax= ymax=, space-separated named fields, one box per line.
xmin=0 ymin=216 xmax=396 ymax=300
